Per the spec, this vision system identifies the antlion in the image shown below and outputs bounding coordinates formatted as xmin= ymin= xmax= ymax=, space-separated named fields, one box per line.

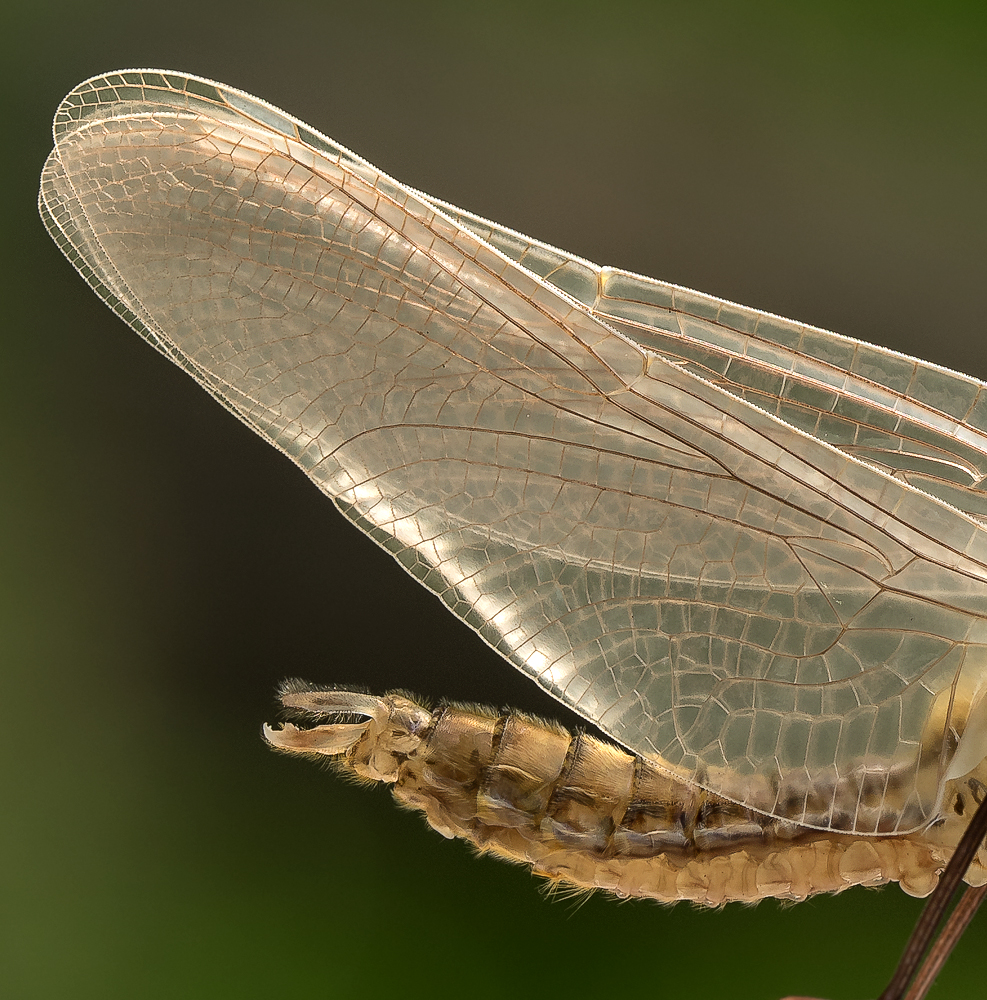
xmin=40 ymin=70 xmax=987 ymax=1000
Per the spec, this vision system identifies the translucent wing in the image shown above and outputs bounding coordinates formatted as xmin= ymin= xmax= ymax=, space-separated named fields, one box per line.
xmin=40 ymin=70 xmax=987 ymax=835
xmin=444 ymin=207 xmax=987 ymax=525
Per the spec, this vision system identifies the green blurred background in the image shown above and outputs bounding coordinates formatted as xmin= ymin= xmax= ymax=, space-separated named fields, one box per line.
xmin=3 ymin=2 xmax=985 ymax=998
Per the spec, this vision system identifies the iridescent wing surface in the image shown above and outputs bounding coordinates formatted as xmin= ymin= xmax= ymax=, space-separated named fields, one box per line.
xmin=40 ymin=70 xmax=987 ymax=836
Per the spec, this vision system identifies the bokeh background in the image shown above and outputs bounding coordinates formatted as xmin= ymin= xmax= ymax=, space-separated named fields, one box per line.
xmin=3 ymin=2 xmax=985 ymax=998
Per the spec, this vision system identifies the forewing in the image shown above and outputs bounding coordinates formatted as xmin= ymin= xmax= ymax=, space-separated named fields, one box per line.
xmin=40 ymin=71 xmax=987 ymax=833
xmin=443 ymin=204 xmax=987 ymax=524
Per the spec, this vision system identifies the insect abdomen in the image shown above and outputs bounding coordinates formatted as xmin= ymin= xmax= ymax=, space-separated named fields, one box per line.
xmin=265 ymin=686 xmax=983 ymax=905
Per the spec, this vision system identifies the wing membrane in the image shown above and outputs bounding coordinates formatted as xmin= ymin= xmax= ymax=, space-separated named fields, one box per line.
xmin=440 ymin=205 xmax=987 ymax=522
xmin=41 ymin=71 xmax=987 ymax=833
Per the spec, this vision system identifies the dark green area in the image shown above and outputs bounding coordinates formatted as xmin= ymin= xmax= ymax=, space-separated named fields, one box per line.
xmin=2 ymin=2 xmax=985 ymax=998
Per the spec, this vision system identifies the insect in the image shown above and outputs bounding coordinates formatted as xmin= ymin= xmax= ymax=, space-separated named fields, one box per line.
xmin=41 ymin=69 xmax=987 ymax=996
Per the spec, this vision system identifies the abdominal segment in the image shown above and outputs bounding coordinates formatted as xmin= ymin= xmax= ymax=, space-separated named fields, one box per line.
xmin=264 ymin=685 xmax=987 ymax=905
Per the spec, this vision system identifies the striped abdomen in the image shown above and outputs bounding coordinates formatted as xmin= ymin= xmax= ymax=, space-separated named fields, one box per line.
xmin=264 ymin=685 xmax=987 ymax=905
